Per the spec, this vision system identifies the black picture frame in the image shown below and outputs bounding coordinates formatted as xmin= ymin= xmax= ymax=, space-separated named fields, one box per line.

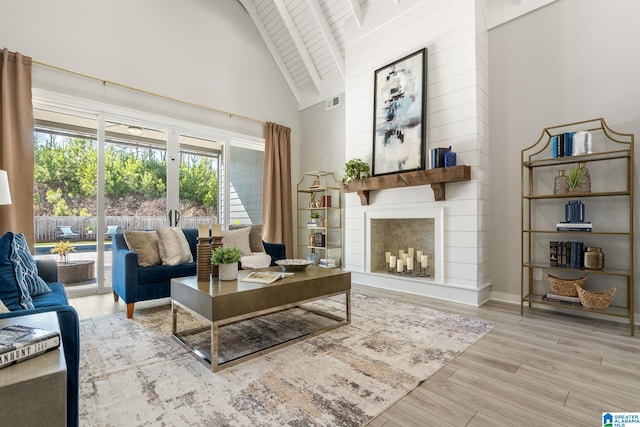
xmin=372 ymin=48 xmax=427 ymax=176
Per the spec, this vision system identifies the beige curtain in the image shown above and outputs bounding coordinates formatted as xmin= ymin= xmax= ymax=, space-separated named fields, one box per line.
xmin=263 ymin=122 xmax=293 ymax=258
xmin=0 ymin=49 xmax=34 ymax=248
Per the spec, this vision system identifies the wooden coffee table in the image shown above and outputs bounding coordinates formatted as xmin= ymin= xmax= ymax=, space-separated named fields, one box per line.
xmin=171 ymin=267 xmax=351 ymax=372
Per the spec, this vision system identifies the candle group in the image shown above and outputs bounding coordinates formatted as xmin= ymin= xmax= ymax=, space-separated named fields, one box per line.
xmin=385 ymin=248 xmax=430 ymax=270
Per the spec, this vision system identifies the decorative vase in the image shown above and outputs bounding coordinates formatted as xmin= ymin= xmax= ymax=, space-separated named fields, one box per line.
xmin=577 ymin=162 xmax=591 ymax=193
xmin=218 ymin=263 xmax=238 ymax=281
xmin=306 ymin=252 xmax=320 ymax=266
xmin=444 ymin=146 xmax=457 ymax=167
xmin=554 ymin=170 xmax=569 ymax=195
xmin=583 ymin=247 xmax=605 ymax=270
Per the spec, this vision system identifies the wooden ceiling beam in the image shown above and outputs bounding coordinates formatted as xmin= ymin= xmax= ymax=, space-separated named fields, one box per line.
xmin=237 ymin=0 xmax=302 ymax=104
xmin=273 ymin=0 xmax=323 ymax=93
xmin=307 ymin=0 xmax=345 ymax=80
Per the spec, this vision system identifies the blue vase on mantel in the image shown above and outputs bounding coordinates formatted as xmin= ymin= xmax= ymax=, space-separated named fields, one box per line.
xmin=444 ymin=146 xmax=457 ymax=167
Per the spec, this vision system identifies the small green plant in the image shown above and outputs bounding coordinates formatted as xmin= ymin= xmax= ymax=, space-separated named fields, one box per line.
xmin=342 ymin=158 xmax=371 ymax=184
xmin=567 ymin=167 xmax=582 ymax=189
xmin=211 ymin=246 xmax=243 ymax=265
xmin=310 ymin=211 xmax=321 ymax=219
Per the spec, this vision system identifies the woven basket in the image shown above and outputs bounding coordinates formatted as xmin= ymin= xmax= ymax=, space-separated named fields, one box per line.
xmin=576 ymin=286 xmax=616 ymax=309
xmin=545 ymin=273 xmax=587 ymax=297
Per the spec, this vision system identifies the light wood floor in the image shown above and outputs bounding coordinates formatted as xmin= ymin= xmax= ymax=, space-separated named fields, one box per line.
xmin=70 ymin=285 xmax=639 ymax=427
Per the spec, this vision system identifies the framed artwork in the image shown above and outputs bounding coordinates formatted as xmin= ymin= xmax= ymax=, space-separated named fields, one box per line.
xmin=372 ymin=48 xmax=427 ymax=176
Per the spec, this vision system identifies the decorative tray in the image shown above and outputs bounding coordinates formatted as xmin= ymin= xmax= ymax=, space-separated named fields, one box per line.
xmin=275 ymin=259 xmax=312 ymax=272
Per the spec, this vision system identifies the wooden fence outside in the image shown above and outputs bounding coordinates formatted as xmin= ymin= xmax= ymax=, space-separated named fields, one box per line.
xmin=34 ymin=216 xmax=217 ymax=242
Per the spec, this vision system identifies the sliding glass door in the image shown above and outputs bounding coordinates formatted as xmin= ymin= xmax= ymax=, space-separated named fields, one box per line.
xmin=33 ymin=96 xmax=263 ymax=296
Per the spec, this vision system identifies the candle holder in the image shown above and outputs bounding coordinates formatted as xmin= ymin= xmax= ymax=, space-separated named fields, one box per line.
xmin=197 ymin=236 xmax=212 ymax=281
xmin=210 ymin=235 xmax=223 ymax=278
xmin=417 ymin=262 xmax=431 ymax=277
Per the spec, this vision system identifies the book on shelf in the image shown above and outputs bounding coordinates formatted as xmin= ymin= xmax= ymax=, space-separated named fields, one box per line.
xmin=549 ymin=241 xmax=558 ymax=267
xmin=549 ymin=240 xmax=585 ymax=268
xmin=0 ymin=324 xmax=61 ymax=370
xmin=242 ymin=271 xmax=294 ymax=284
xmin=319 ymin=258 xmax=337 ymax=268
xmin=557 ymin=221 xmax=592 ymax=232
xmin=543 ymin=293 xmax=581 ymax=304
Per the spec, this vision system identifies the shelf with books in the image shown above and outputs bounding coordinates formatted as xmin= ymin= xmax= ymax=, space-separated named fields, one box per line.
xmin=297 ymin=171 xmax=342 ymax=268
xmin=521 ymin=118 xmax=635 ymax=335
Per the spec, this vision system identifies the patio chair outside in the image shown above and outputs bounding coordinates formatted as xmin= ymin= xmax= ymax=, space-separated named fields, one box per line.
xmin=56 ymin=226 xmax=80 ymax=241
xmin=105 ymin=225 xmax=122 ymax=240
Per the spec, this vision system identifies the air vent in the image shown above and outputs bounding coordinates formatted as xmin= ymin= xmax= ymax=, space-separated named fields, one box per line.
xmin=325 ymin=95 xmax=340 ymax=110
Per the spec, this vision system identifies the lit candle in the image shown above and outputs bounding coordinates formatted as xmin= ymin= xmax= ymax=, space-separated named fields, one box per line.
xmin=212 ymin=224 xmax=222 ymax=237
xmin=389 ymin=255 xmax=397 ymax=268
xmin=198 ymin=224 xmax=209 ymax=238
xmin=402 ymin=253 xmax=408 ymax=265
xmin=408 ymin=248 xmax=414 ymax=258
xmin=416 ymin=250 xmax=423 ymax=260
xmin=385 ymin=252 xmax=391 ymax=263
xmin=398 ymin=249 xmax=404 ymax=259
xmin=407 ymin=257 xmax=414 ymax=270
xmin=397 ymin=259 xmax=403 ymax=273
xmin=421 ymin=255 xmax=429 ymax=267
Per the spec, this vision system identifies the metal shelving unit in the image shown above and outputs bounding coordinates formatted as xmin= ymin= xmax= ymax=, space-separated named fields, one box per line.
xmin=521 ymin=118 xmax=635 ymax=335
xmin=297 ymin=171 xmax=342 ymax=268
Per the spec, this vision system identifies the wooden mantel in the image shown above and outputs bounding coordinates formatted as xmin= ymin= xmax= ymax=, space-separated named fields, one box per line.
xmin=341 ymin=165 xmax=471 ymax=204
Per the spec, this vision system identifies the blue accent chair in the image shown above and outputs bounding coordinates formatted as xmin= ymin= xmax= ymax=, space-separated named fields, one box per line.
xmin=0 ymin=259 xmax=80 ymax=427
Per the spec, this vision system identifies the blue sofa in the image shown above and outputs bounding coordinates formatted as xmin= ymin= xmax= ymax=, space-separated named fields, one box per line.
xmin=0 ymin=259 xmax=80 ymax=427
xmin=112 ymin=228 xmax=286 ymax=318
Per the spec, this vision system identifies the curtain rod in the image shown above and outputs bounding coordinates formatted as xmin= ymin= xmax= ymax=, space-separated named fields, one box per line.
xmin=32 ymin=59 xmax=265 ymax=125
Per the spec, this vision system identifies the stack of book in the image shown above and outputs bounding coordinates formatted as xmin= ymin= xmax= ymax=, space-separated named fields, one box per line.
xmin=550 ymin=241 xmax=584 ymax=269
xmin=0 ymin=324 xmax=61 ymax=370
xmin=543 ymin=293 xmax=581 ymax=305
xmin=557 ymin=221 xmax=592 ymax=232
xmin=319 ymin=258 xmax=337 ymax=268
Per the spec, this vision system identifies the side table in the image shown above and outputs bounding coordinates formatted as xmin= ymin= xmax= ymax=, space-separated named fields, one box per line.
xmin=0 ymin=312 xmax=67 ymax=426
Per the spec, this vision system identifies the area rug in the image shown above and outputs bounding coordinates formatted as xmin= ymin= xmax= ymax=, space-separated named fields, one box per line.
xmin=79 ymin=293 xmax=494 ymax=426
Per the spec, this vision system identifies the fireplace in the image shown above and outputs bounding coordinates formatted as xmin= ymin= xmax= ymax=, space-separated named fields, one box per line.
xmin=365 ymin=208 xmax=443 ymax=283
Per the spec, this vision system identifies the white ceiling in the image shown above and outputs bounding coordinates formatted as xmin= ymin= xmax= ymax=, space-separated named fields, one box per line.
xmin=237 ymin=0 xmax=557 ymax=110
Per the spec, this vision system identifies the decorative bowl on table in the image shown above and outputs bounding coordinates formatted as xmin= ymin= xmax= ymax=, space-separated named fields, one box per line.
xmin=275 ymin=259 xmax=312 ymax=272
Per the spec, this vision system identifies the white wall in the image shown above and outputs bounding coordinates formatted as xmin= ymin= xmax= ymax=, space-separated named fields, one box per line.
xmin=343 ymin=0 xmax=490 ymax=305
xmin=0 ymin=0 xmax=300 ymax=151
xmin=489 ymin=0 xmax=640 ymax=313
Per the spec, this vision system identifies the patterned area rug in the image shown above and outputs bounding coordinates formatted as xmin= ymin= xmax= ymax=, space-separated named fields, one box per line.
xmin=79 ymin=293 xmax=494 ymax=426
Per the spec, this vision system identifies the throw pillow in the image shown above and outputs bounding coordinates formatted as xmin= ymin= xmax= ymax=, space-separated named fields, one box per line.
xmin=0 ymin=232 xmax=34 ymax=311
xmin=249 ymin=224 xmax=265 ymax=253
xmin=156 ymin=228 xmax=193 ymax=266
xmin=11 ymin=233 xmax=51 ymax=296
xmin=229 ymin=224 xmax=264 ymax=253
xmin=124 ymin=231 xmax=161 ymax=267
xmin=221 ymin=227 xmax=252 ymax=256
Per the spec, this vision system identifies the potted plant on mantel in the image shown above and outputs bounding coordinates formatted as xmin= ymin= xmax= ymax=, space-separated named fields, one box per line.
xmin=342 ymin=158 xmax=371 ymax=184
xmin=211 ymin=246 xmax=244 ymax=281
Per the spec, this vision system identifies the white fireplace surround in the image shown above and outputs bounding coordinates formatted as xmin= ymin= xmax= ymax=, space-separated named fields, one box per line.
xmin=365 ymin=207 xmax=444 ymax=284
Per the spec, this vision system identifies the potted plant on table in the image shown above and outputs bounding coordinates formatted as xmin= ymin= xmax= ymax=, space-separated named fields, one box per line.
xmin=211 ymin=246 xmax=244 ymax=281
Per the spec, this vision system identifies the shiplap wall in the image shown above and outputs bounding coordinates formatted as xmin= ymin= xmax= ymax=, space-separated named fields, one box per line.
xmin=343 ymin=0 xmax=490 ymax=305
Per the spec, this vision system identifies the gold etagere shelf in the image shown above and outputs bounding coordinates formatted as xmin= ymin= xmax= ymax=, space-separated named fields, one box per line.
xmin=297 ymin=171 xmax=343 ymax=268
xmin=520 ymin=118 xmax=635 ymax=335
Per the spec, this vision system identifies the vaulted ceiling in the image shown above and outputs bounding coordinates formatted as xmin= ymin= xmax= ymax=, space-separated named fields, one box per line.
xmin=237 ymin=0 xmax=365 ymax=110
xmin=237 ymin=0 xmax=557 ymax=110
